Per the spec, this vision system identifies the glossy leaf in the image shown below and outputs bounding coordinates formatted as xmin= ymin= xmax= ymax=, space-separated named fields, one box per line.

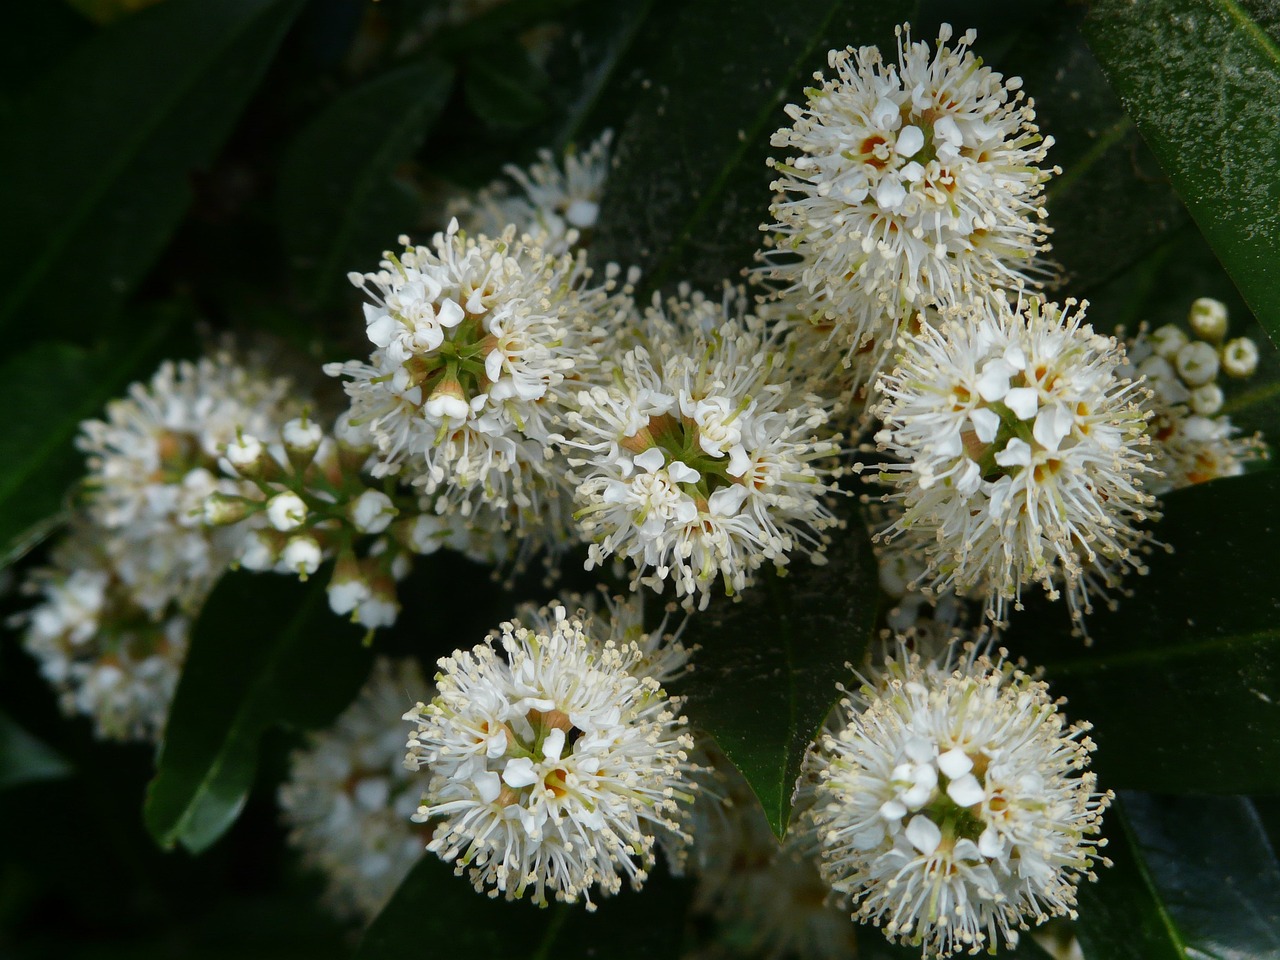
xmin=0 ymin=0 xmax=304 ymax=342
xmin=357 ymin=854 xmax=692 ymax=960
xmin=1083 ymin=0 xmax=1280 ymax=343
xmin=0 ymin=710 xmax=72 ymax=791
xmin=593 ymin=0 xmax=915 ymax=295
xmin=0 ymin=319 xmax=177 ymax=571
xmin=1078 ymin=793 xmax=1280 ymax=960
xmin=276 ymin=59 xmax=454 ymax=307
xmin=680 ymin=502 xmax=879 ymax=837
xmin=144 ymin=571 xmax=371 ymax=853
xmin=1020 ymin=473 xmax=1280 ymax=793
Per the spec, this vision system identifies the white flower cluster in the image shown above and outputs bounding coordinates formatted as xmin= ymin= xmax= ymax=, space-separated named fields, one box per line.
xmin=403 ymin=599 xmax=695 ymax=908
xmin=560 ymin=289 xmax=844 ymax=609
xmin=811 ymin=646 xmax=1110 ymax=957
xmin=279 ymin=657 xmax=432 ymax=922
xmin=761 ymin=23 xmax=1054 ymax=388
xmin=1123 ymin=298 xmax=1267 ymax=493
xmin=451 ymin=130 xmax=613 ymax=254
xmin=869 ymin=296 xmax=1156 ymax=628
xmin=15 ymin=352 xmax=298 ymax=740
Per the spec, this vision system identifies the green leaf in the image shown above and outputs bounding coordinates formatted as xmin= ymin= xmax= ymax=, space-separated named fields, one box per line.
xmin=593 ymin=0 xmax=916 ymax=295
xmin=0 ymin=318 xmax=178 ymax=571
xmin=1021 ymin=473 xmax=1280 ymax=794
xmin=464 ymin=44 xmax=551 ymax=133
xmin=1078 ymin=793 xmax=1280 ymax=960
xmin=144 ymin=571 xmax=372 ymax=853
xmin=276 ymin=58 xmax=454 ymax=307
xmin=680 ymin=501 xmax=879 ymax=838
xmin=0 ymin=710 xmax=72 ymax=791
xmin=1083 ymin=0 xmax=1280 ymax=343
xmin=357 ymin=854 xmax=692 ymax=960
xmin=0 ymin=0 xmax=303 ymax=343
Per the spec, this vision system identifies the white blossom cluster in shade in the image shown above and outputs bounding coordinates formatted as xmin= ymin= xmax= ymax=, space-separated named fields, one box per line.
xmin=558 ymin=289 xmax=844 ymax=610
xmin=326 ymin=220 xmax=631 ymax=551
xmin=279 ymin=657 xmax=432 ymax=922
xmin=759 ymin=23 xmax=1054 ymax=386
xmin=1121 ymin=297 xmax=1267 ymax=494
xmin=683 ymin=741 xmax=856 ymax=960
xmin=450 ymin=130 xmax=613 ymax=254
xmin=403 ymin=599 xmax=695 ymax=909
xmin=868 ymin=296 xmax=1157 ymax=628
xmin=16 ymin=352 xmax=299 ymax=740
xmin=811 ymin=646 xmax=1110 ymax=958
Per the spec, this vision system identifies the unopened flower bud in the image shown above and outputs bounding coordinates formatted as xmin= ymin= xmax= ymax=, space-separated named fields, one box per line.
xmin=355 ymin=575 xmax=400 ymax=629
xmin=282 ymin=416 xmax=324 ymax=470
xmin=1189 ymin=383 xmax=1224 ymax=416
xmin=267 ymin=491 xmax=308 ymax=531
xmin=1221 ymin=337 xmax=1259 ymax=378
xmin=1149 ymin=324 xmax=1189 ymax=359
xmin=203 ymin=491 xmax=254 ymax=526
xmin=280 ymin=535 xmax=323 ymax=579
xmin=424 ymin=376 xmax=470 ymax=423
xmin=1175 ymin=340 xmax=1220 ymax=387
xmin=350 ymin=489 xmax=396 ymax=534
xmin=239 ymin=530 xmax=280 ymax=572
xmin=327 ymin=551 xmax=371 ymax=616
xmin=1188 ymin=297 xmax=1229 ymax=342
xmin=225 ymin=433 xmax=266 ymax=475
xmin=402 ymin=514 xmax=446 ymax=555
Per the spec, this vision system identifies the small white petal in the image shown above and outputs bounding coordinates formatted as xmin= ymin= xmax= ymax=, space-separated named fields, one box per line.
xmin=906 ymin=815 xmax=943 ymax=856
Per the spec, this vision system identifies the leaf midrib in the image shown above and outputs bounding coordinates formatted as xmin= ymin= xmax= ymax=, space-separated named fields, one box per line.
xmin=1041 ymin=627 xmax=1279 ymax=677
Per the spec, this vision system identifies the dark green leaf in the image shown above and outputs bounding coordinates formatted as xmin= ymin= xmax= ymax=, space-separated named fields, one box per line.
xmin=680 ymin=501 xmax=879 ymax=838
xmin=464 ymin=45 xmax=551 ymax=133
xmin=1078 ymin=793 xmax=1280 ymax=960
xmin=593 ymin=0 xmax=916 ymax=295
xmin=0 ymin=318 xmax=178 ymax=571
xmin=358 ymin=854 xmax=691 ymax=960
xmin=0 ymin=710 xmax=72 ymax=791
xmin=1083 ymin=0 xmax=1280 ymax=343
xmin=1021 ymin=473 xmax=1280 ymax=794
xmin=0 ymin=0 xmax=304 ymax=344
xmin=144 ymin=571 xmax=372 ymax=853
xmin=276 ymin=58 xmax=454 ymax=307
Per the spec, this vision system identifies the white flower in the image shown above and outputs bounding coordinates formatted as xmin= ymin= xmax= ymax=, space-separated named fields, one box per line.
xmin=870 ymin=296 xmax=1156 ymax=628
xmin=560 ymin=288 xmax=843 ymax=609
xmin=450 ymin=131 xmax=613 ymax=254
xmin=281 ymin=535 xmax=323 ymax=578
xmin=279 ymin=657 xmax=433 ymax=922
xmin=267 ymin=491 xmax=308 ymax=531
xmin=403 ymin=603 xmax=695 ymax=908
xmin=1187 ymin=296 xmax=1228 ymax=341
xmin=811 ymin=648 xmax=1111 ymax=957
xmin=327 ymin=222 xmax=629 ymax=549
xmin=1222 ymin=336 xmax=1259 ymax=378
xmin=350 ymin=489 xmax=397 ymax=534
xmin=759 ymin=23 xmax=1054 ymax=387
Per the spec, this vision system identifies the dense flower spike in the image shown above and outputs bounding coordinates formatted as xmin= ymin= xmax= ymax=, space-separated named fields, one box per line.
xmin=812 ymin=648 xmax=1110 ymax=957
xmin=869 ymin=296 xmax=1156 ymax=627
xmin=403 ymin=600 xmax=695 ymax=908
xmin=558 ymin=289 xmax=844 ymax=609
xmin=1122 ymin=298 xmax=1267 ymax=493
xmin=327 ymin=221 xmax=630 ymax=549
xmin=450 ymin=130 xmax=613 ymax=253
xmin=760 ymin=23 xmax=1054 ymax=386
xmin=279 ymin=657 xmax=432 ymax=922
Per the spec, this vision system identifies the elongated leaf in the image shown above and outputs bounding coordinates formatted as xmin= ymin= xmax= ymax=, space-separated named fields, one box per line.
xmin=1078 ymin=793 xmax=1280 ymax=960
xmin=0 ymin=710 xmax=72 ymax=791
xmin=0 ymin=0 xmax=303 ymax=343
xmin=681 ymin=502 xmax=879 ymax=838
xmin=1022 ymin=473 xmax=1280 ymax=793
xmin=593 ymin=0 xmax=915 ymax=294
xmin=144 ymin=571 xmax=371 ymax=853
xmin=0 ymin=318 xmax=178 ymax=571
xmin=1083 ymin=0 xmax=1280 ymax=343
xmin=358 ymin=854 xmax=691 ymax=960
xmin=276 ymin=59 xmax=454 ymax=307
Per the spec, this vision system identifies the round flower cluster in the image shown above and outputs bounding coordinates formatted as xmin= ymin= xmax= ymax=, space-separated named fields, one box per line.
xmin=1122 ymin=297 xmax=1267 ymax=493
xmin=869 ymin=296 xmax=1156 ymax=627
xmin=403 ymin=600 xmax=695 ymax=908
xmin=450 ymin=130 xmax=613 ymax=254
xmin=760 ymin=23 xmax=1054 ymax=385
xmin=279 ymin=657 xmax=432 ymax=922
xmin=559 ymin=289 xmax=844 ymax=609
xmin=811 ymin=647 xmax=1110 ymax=957
xmin=326 ymin=220 xmax=631 ymax=548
